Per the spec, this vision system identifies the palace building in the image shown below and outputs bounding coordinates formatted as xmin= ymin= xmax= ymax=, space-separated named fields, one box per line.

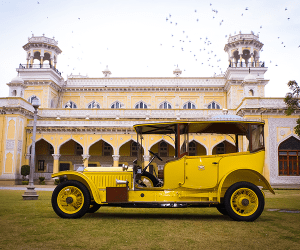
xmin=0 ymin=32 xmax=299 ymax=185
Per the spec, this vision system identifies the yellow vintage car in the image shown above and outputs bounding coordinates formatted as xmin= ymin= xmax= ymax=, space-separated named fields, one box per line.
xmin=51 ymin=118 xmax=275 ymax=221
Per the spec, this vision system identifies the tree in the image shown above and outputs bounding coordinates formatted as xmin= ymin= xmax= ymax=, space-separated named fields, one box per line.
xmin=21 ymin=165 xmax=30 ymax=180
xmin=284 ymin=80 xmax=300 ymax=136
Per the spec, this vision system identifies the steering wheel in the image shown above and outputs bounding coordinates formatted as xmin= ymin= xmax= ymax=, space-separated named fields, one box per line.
xmin=148 ymin=150 xmax=163 ymax=161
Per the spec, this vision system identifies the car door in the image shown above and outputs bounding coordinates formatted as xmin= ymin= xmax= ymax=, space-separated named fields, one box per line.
xmin=183 ymin=156 xmax=222 ymax=189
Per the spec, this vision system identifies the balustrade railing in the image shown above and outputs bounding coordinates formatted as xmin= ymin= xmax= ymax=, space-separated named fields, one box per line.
xmin=229 ymin=61 xmax=265 ymax=68
xmin=19 ymin=64 xmax=62 ymax=75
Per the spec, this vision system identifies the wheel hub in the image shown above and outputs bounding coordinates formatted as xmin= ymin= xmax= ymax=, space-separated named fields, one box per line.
xmin=241 ymin=199 xmax=249 ymax=206
xmin=66 ymin=197 xmax=74 ymax=204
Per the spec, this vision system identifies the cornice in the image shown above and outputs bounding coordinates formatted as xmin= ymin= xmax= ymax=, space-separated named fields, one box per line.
xmin=63 ymin=86 xmax=225 ymax=92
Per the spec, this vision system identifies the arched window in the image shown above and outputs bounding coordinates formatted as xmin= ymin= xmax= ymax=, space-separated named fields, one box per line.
xmin=208 ymin=101 xmax=221 ymax=109
xmin=189 ymin=141 xmax=197 ymax=156
xmin=249 ymin=89 xmax=254 ymax=96
xmin=87 ymin=101 xmax=100 ymax=109
xmin=64 ymin=101 xmax=77 ymax=108
xmin=111 ymin=101 xmax=122 ymax=109
xmin=135 ymin=101 xmax=147 ymax=109
xmin=159 ymin=141 xmax=168 ymax=157
xmin=131 ymin=141 xmax=138 ymax=157
xmin=159 ymin=101 xmax=172 ymax=109
xmin=12 ymin=90 xmax=17 ymax=96
xmin=278 ymin=137 xmax=300 ymax=176
xmin=28 ymin=95 xmax=39 ymax=104
xmin=183 ymin=101 xmax=196 ymax=109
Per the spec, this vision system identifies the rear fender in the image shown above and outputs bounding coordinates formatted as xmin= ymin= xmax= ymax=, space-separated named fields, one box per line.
xmin=217 ymin=169 xmax=275 ymax=203
xmin=52 ymin=171 xmax=102 ymax=204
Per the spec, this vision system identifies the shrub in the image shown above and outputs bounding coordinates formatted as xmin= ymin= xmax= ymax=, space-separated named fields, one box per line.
xmin=21 ymin=165 xmax=30 ymax=180
xmin=54 ymin=179 xmax=60 ymax=185
xmin=22 ymin=181 xmax=29 ymax=185
xmin=39 ymin=177 xmax=45 ymax=185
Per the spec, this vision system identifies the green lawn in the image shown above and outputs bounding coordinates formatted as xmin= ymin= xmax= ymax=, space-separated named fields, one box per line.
xmin=0 ymin=190 xmax=299 ymax=250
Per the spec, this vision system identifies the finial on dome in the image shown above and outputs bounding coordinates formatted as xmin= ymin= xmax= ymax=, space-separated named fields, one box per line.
xmin=102 ymin=65 xmax=111 ymax=77
xmin=173 ymin=65 xmax=182 ymax=77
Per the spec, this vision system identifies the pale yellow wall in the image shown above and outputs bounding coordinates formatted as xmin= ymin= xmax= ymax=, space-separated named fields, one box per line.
xmin=59 ymin=90 xmax=228 ymax=109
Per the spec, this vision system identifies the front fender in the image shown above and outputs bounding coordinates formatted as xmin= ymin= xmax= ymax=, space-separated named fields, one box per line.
xmin=52 ymin=171 xmax=102 ymax=204
xmin=217 ymin=169 xmax=275 ymax=203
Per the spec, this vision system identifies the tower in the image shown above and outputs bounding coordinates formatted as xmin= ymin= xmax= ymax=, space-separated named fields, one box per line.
xmin=22 ymin=34 xmax=62 ymax=69
xmin=17 ymin=34 xmax=64 ymax=108
xmin=224 ymin=31 xmax=269 ymax=109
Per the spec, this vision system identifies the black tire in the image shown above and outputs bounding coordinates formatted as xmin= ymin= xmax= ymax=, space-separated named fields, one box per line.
xmin=52 ymin=180 xmax=91 ymax=219
xmin=141 ymin=171 xmax=160 ymax=187
xmin=87 ymin=202 xmax=101 ymax=213
xmin=216 ymin=204 xmax=228 ymax=216
xmin=224 ymin=181 xmax=265 ymax=222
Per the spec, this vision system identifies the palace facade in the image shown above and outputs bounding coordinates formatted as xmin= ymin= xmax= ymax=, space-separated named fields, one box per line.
xmin=0 ymin=32 xmax=299 ymax=185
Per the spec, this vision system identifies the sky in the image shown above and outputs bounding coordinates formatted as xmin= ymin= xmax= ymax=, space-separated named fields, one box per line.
xmin=0 ymin=0 xmax=299 ymax=98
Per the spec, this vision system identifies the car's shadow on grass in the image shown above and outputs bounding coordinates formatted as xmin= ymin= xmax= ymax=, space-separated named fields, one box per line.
xmin=85 ymin=212 xmax=232 ymax=221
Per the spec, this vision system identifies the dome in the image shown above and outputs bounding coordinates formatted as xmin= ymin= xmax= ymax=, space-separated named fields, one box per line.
xmin=244 ymin=73 xmax=257 ymax=82
xmin=11 ymin=75 xmax=24 ymax=84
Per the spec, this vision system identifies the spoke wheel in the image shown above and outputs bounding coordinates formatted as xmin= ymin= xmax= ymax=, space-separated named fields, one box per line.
xmin=141 ymin=171 xmax=159 ymax=187
xmin=52 ymin=180 xmax=90 ymax=219
xmin=224 ymin=182 xmax=264 ymax=221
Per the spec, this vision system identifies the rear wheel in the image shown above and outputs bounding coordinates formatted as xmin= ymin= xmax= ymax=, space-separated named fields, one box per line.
xmin=52 ymin=180 xmax=90 ymax=219
xmin=224 ymin=182 xmax=264 ymax=221
xmin=216 ymin=204 xmax=228 ymax=216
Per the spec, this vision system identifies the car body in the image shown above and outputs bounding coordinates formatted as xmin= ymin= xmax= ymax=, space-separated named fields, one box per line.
xmin=51 ymin=117 xmax=274 ymax=221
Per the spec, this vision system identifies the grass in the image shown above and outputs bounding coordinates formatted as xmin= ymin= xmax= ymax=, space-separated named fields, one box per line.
xmin=0 ymin=190 xmax=299 ymax=250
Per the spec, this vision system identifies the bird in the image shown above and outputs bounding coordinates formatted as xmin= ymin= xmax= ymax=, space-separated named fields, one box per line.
xmin=195 ymin=10 xmax=197 ymax=12
xmin=285 ymin=7 xmax=287 ymax=11
xmin=288 ymin=18 xmax=290 ymax=20
xmin=78 ymin=18 xmax=80 ymax=20
xmin=260 ymin=26 xmax=262 ymax=28
xmin=245 ymin=7 xmax=248 ymax=10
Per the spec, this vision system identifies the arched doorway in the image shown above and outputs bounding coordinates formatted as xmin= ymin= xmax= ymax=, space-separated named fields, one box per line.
xmin=32 ymin=139 xmax=55 ymax=180
xmin=59 ymin=139 xmax=83 ymax=171
xmin=89 ymin=140 xmax=114 ymax=167
xmin=278 ymin=136 xmax=300 ymax=176
xmin=119 ymin=140 xmax=143 ymax=167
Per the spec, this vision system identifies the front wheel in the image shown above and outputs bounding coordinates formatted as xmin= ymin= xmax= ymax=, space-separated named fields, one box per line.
xmin=52 ymin=180 xmax=91 ymax=219
xmin=224 ymin=182 xmax=264 ymax=222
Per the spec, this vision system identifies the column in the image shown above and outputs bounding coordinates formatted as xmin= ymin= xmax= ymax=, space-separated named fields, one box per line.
xmin=25 ymin=154 xmax=31 ymax=165
xmin=239 ymin=54 xmax=243 ymax=67
xmin=112 ymin=155 xmax=120 ymax=167
xmin=82 ymin=154 xmax=90 ymax=168
xmin=143 ymin=155 xmax=151 ymax=168
xmin=30 ymin=56 xmax=33 ymax=67
xmin=40 ymin=56 xmax=44 ymax=68
xmin=52 ymin=154 xmax=61 ymax=174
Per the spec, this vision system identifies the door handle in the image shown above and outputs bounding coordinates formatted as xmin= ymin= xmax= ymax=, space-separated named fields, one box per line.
xmin=212 ymin=162 xmax=218 ymax=165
